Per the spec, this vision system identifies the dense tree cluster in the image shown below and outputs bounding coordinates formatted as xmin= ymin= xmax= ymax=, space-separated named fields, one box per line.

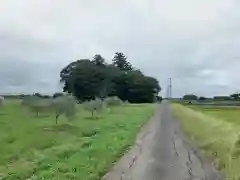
xmin=230 ymin=93 xmax=240 ymax=100
xmin=60 ymin=52 xmax=161 ymax=103
xmin=183 ymin=94 xmax=198 ymax=100
xmin=182 ymin=93 xmax=240 ymax=101
xmin=213 ymin=96 xmax=231 ymax=101
xmin=198 ymin=96 xmax=207 ymax=101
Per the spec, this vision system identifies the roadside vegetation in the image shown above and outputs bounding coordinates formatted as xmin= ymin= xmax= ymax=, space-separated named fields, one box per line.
xmin=0 ymin=52 xmax=160 ymax=179
xmin=0 ymin=99 xmax=155 ymax=180
xmin=172 ymin=103 xmax=240 ymax=179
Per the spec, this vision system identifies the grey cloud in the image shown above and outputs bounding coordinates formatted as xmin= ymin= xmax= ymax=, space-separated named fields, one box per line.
xmin=1 ymin=0 xmax=240 ymax=97
xmin=0 ymin=60 xmax=63 ymax=94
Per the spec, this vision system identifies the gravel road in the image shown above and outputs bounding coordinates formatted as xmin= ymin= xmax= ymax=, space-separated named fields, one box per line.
xmin=102 ymin=101 xmax=223 ymax=180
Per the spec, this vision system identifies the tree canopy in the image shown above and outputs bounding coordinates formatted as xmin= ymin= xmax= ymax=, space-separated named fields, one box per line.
xmin=183 ymin=94 xmax=198 ymax=100
xmin=198 ymin=96 xmax=207 ymax=101
xmin=92 ymin=54 xmax=106 ymax=67
xmin=60 ymin=52 xmax=161 ymax=103
xmin=213 ymin=96 xmax=231 ymax=101
xmin=112 ymin=52 xmax=133 ymax=71
xmin=230 ymin=93 xmax=240 ymax=100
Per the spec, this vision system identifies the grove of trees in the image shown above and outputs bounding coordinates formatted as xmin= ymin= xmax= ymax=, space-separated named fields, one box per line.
xmin=213 ymin=96 xmax=231 ymax=101
xmin=60 ymin=52 xmax=161 ymax=103
xmin=183 ymin=94 xmax=198 ymax=100
xmin=182 ymin=93 xmax=240 ymax=101
xmin=230 ymin=93 xmax=240 ymax=100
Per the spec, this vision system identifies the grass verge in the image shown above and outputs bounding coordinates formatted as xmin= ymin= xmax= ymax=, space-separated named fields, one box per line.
xmin=171 ymin=104 xmax=240 ymax=179
xmin=0 ymin=100 xmax=155 ymax=180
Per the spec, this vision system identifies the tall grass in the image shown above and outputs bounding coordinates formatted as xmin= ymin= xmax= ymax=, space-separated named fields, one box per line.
xmin=172 ymin=104 xmax=240 ymax=179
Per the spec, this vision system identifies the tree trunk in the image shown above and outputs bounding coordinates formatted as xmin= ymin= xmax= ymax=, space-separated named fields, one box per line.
xmin=56 ymin=113 xmax=60 ymax=124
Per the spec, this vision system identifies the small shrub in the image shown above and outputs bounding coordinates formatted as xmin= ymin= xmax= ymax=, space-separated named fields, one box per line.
xmin=0 ymin=96 xmax=4 ymax=105
xmin=21 ymin=94 xmax=77 ymax=124
xmin=104 ymin=96 xmax=122 ymax=107
xmin=83 ymin=98 xmax=105 ymax=119
xmin=53 ymin=95 xmax=76 ymax=124
xmin=22 ymin=96 xmax=53 ymax=116
xmin=21 ymin=95 xmax=40 ymax=107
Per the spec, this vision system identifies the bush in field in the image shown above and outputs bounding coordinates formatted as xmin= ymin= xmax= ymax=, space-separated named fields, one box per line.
xmin=53 ymin=95 xmax=76 ymax=124
xmin=105 ymin=96 xmax=122 ymax=107
xmin=0 ymin=96 xmax=4 ymax=105
xmin=83 ymin=98 xmax=105 ymax=119
xmin=21 ymin=95 xmax=76 ymax=124
xmin=53 ymin=92 xmax=65 ymax=99
xmin=23 ymin=97 xmax=53 ymax=117
xmin=21 ymin=95 xmax=40 ymax=107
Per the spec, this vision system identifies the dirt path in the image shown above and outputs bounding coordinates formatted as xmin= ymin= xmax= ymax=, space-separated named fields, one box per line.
xmin=102 ymin=101 xmax=223 ymax=180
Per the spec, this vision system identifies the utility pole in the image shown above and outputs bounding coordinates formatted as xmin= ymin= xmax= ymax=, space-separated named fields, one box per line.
xmin=169 ymin=78 xmax=172 ymax=99
xmin=166 ymin=85 xmax=169 ymax=99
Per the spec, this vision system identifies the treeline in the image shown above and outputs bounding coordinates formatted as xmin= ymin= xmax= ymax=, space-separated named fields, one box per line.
xmin=182 ymin=93 xmax=240 ymax=101
xmin=60 ymin=52 xmax=161 ymax=103
xmin=1 ymin=93 xmax=65 ymax=99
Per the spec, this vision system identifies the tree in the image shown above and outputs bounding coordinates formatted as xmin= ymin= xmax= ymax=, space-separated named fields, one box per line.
xmin=111 ymin=70 xmax=160 ymax=103
xmin=83 ymin=98 xmax=105 ymax=119
xmin=60 ymin=60 xmax=82 ymax=91
xmin=53 ymin=92 xmax=65 ymax=99
xmin=105 ymin=96 xmax=122 ymax=107
xmin=183 ymin=94 xmax=198 ymax=100
xmin=42 ymin=95 xmax=51 ymax=99
xmin=60 ymin=53 xmax=161 ymax=103
xmin=53 ymin=95 xmax=76 ymax=124
xmin=92 ymin=54 xmax=106 ymax=67
xmin=60 ymin=59 xmax=107 ymax=101
xmin=0 ymin=96 xmax=4 ymax=105
xmin=98 ymin=64 xmax=121 ymax=99
xmin=34 ymin=93 xmax=41 ymax=97
xmin=230 ymin=93 xmax=240 ymax=100
xmin=112 ymin=52 xmax=132 ymax=71
xmin=127 ymin=74 xmax=160 ymax=103
xmin=156 ymin=96 xmax=163 ymax=102
xmin=199 ymin=96 xmax=207 ymax=101
xmin=214 ymin=96 xmax=230 ymax=101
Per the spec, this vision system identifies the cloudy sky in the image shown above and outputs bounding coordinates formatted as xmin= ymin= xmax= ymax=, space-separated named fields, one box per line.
xmin=1 ymin=0 xmax=240 ymax=97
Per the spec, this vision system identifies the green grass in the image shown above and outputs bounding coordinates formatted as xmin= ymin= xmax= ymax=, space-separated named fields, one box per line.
xmin=0 ymin=100 xmax=155 ymax=180
xmin=172 ymin=104 xmax=240 ymax=179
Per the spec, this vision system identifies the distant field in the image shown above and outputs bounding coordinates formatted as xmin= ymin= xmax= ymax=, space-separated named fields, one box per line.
xmin=172 ymin=99 xmax=240 ymax=107
xmin=172 ymin=103 xmax=240 ymax=179
xmin=0 ymin=99 xmax=155 ymax=180
xmin=187 ymin=105 xmax=240 ymax=125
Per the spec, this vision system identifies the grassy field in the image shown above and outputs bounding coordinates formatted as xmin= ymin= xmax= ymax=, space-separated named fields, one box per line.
xmin=172 ymin=103 xmax=240 ymax=179
xmin=187 ymin=105 xmax=240 ymax=125
xmin=172 ymin=99 xmax=240 ymax=106
xmin=0 ymin=100 xmax=155 ymax=180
